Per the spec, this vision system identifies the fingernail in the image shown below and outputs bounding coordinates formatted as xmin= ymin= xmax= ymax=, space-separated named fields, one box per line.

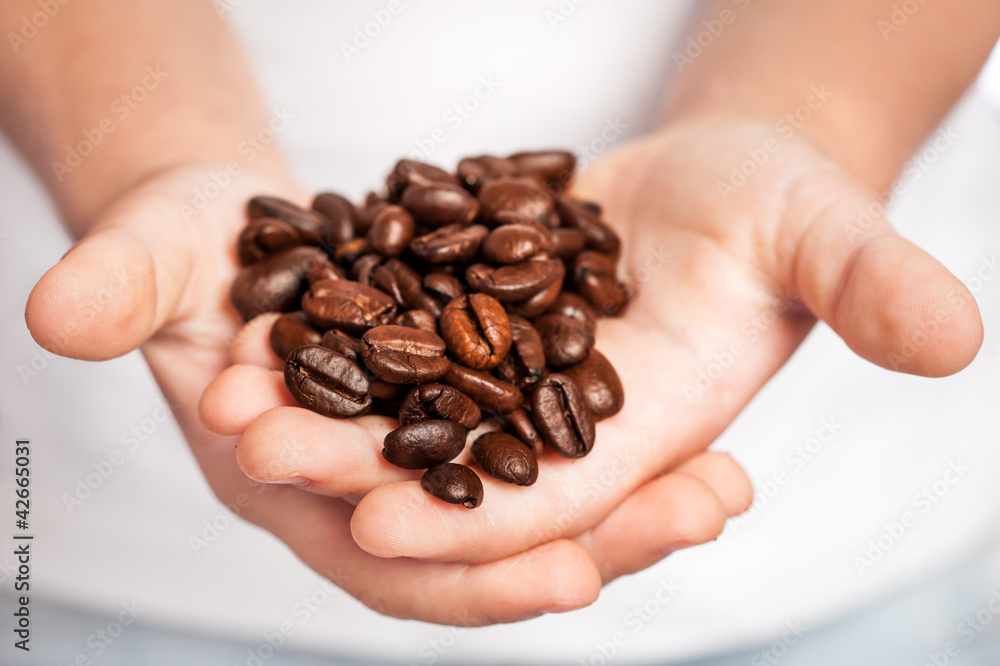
xmin=260 ymin=475 xmax=309 ymax=487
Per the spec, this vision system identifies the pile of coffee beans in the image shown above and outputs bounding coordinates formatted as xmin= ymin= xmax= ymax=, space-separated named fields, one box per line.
xmin=230 ymin=151 xmax=627 ymax=508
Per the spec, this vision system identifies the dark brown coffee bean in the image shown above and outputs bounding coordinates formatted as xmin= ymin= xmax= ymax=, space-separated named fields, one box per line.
xmin=477 ymin=177 xmax=557 ymax=227
xmin=360 ymin=325 xmax=450 ymax=384
xmin=421 ymin=463 xmax=483 ymax=509
xmin=557 ymin=198 xmax=620 ymax=254
xmin=531 ymin=374 xmax=595 ymax=458
xmin=550 ymin=227 xmax=587 ymax=260
xmin=302 ymin=279 xmax=396 ymax=334
xmin=383 ymin=420 xmax=467 ymax=469
xmin=395 ymin=309 xmax=437 ymax=333
xmin=374 ymin=259 xmax=441 ymax=315
xmin=237 ymin=218 xmax=303 ymax=266
xmin=573 ymin=251 xmax=628 ymax=315
xmin=230 ymin=247 xmax=326 ymax=321
xmin=269 ymin=311 xmax=322 ymax=360
xmin=333 ymin=238 xmax=369 ymax=267
xmin=311 ymin=192 xmax=357 ymax=246
xmin=444 ymin=363 xmax=523 ymax=414
xmin=472 ymin=431 xmax=538 ymax=486
xmin=503 ymin=408 xmax=544 ymax=457
xmin=563 ymin=348 xmax=624 ymax=421
xmin=354 ymin=197 xmax=388 ymax=236
xmin=505 ymin=274 xmax=563 ymax=318
xmin=352 ymin=253 xmax=384 ymax=286
xmin=508 ymin=150 xmax=576 ymax=192
xmin=496 ymin=315 xmax=546 ymax=388
xmin=401 ymin=183 xmax=480 ymax=228
xmin=465 ymin=258 xmax=563 ymax=303
xmin=409 ymin=224 xmax=488 ymax=264
xmin=545 ymin=292 xmax=597 ymax=335
xmin=320 ymin=328 xmax=362 ymax=364
xmin=423 ymin=272 xmax=465 ymax=306
xmin=456 ymin=155 xmax=519 ymax=193
xmin=370 ymin=380 xmax=409 ymax=401
xmin=307 ymin=260 xmax=346 ymax=285
xmin=367 ymin=206 xmax=414 ymax=257
xmin=284 ymin=345 xmax=372 ymax=418
xmin=386 ymin=159 xmax=458 ymax=202
xmin=439 ymin=294 xmax=511 ymax=371
xmin=247 ymin=195 xmax=341 ymax=249
xmin=481 ymin=224 xmax=554 ymax=265
xmin=399 ymin=383 xmax=481 ymax=430
xmin=534 ymin=313 xmax=594 ymax=367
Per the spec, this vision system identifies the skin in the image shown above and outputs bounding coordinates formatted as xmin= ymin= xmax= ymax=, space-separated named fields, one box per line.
xmin=5 ymin=0 xmax=997 ymax=627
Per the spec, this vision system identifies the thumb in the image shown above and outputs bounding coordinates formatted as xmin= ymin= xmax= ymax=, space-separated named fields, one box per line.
xmin=788 ymin=172 xmax=983 ymax=377
xmin=25 ymin=195 xmax=194 ymax=362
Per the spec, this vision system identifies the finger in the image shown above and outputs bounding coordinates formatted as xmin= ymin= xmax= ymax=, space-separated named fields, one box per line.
xmin=782 ymin=169 xmax=983 ymax=377
xmin=199 ymin=363 xmax=296 ymax=436
xmin=231 ymin=313 xmax=284 ymax=369
xmin=577 ymin=471 xmax=728 ymax=583
xmin=234 ymin=406 xmax=414 ymax=496
xmin=672 ymin=450 xmax=753 ymax=517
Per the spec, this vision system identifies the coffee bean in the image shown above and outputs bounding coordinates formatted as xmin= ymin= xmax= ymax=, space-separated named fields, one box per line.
xmin=534 ymin=313 xmax=594 ymax=367
xmin=284 ymin=345 xmax=372 ymax=418
xmin=352 ymin=253 xmax=384 ymax=286
xmin=563 ymin=348 xmax=624 ymax=421
xmin=444 ymin=363 xmax=523 ymax=414
xmin=505 ymin=274 xmax=564 ymax=318
xmin=456 ymin=155 xmax=519 ymax=193
xmin=557 ymin=198 xmax=620 ymax=254
xmin=573 ymin=251 xmax=628 ymax=315
xmin=401 ymin=183 xmax=480 ymax=228
xmin=370 ymin=379 xmax=409 ymax=401
xmin=247 ymin=195 xmax=342 ymax=249
xmin=386 ymin=159 xmax=458 ymax=202
xmin=354 ymin=197 xmax=388 ymax=237
xmin=237 ymin=218 xmax=303 ymax=266
xmin=302 ymin=279 xmax=396 ymax=334
xmin=508 ymin=150 xmax=576 ymax=192
xmin=360 ymin=325 xmax=450 ymax=384
xmin=333 ymin=238 xmax=369 ymax=268
xmin=531 ymin=374 xmax=595 ymax=458
xmin=320 ymin=328 xmax=362 ymax=364
xmin=503 ymin=408 xmax=544 ymax=457
xmin=481 ymin=224 xmax=553 ymax=265
xmin=465 ymin=258 xmax=563 ymax=303
xmin=374 ymin=259 xmax=440 ymax=314
xmin=409 ymin=224 xmax=488 ymax=264
xmin=545 ymin=292 xmax=597 ymax=336
xmin=307 ymin=260 xmax=346 ymax=285
xmin=550 ymin=227 xmax=587 ymax=261
xmin=311 ymin=191 xmax=357 ymax=248
xmin=496 ymin=315 xmax=546 ymax=387
xmin=367 ymin=205 xmax=415 ymax=257
xmin=439 ymin=294 xmax=511 ymax=370
xmin=478 ymin=177 xmax=557 ymax=227
xmin=421 ymin=463 xmax=483 ymax=509
xmin=382 ymin=420 xmax=467 ymax=469
xmin=399 ymin=383 xmax=481 ymax=430
xmin=394 ymin=309 xmax=437 ymax=333
xmin=472 ymin=431 xmax=538 ymax=486
xmin=231 ymin=247 xmax=326 ymax=321
xmin=423 ymin=272 xmax=465 ymax=306
xmin=269 ymin=311 xmax=322 ymax=361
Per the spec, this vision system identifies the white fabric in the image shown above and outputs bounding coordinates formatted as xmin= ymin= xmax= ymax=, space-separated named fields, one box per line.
xmin=1 ymin=2 xmax=999 ymax=663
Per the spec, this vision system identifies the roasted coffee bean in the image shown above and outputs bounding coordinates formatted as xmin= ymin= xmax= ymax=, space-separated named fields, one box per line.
xmin=302 ymin=279 xmax=396 ymax=334
xmin=563 ymin=348 xmax=624 ymax=421
xmin=503 ymin=408 xmax=544 ymax=457
xmin=550 ymin=227 xmax=587 ymax=260
xmin=370 ymin=379 xmax=408 ymax=401
xmin=506 ymin=275 xmax=564 ymax=318
xmin=307 ymin=260 xmax=345 ymax=285
xmin=477 ymin=177 xmax=557 ymax=227
xmin=395 ymin=309 xmax=437 ymax=333
xmin=354 ymin=197 xmax=388 ymax=236
xmin=374 ymin=259 xmax=440 ymax=314
xmin=545 ymin=292 xmax=597 ymax=336
xmin=320 ymin=328 xmax=362 ymax=364
xmin=439 ymin=294 xmax=511 ymax=370
xmin=409 ymin=224 xmax=488 ymax=264
xmin=284 ymin=345 xmax=372 ymax=418
xmin=481 ymin=224 xmax=554 ymax=265
xmin=231 ymin=247 xmax=326 ymax=321
xmin=531 ymin=374 xmax=595 ymax=458
xmin=421 ymin=463 xmax=483 ymax=509
xmin=247 ymin=195 xmax=340 ymax=248
xmin=382 ymin=420 xmax=467 ymax=469
xmin=423 ymin=272 xmax=465 ymax=306
xmin=311 ymin=191 xmax=357 ymax=246
xmin=401 ymin=183 xmax=480 ymax=228
xmin=496 ymin=315 xmax=546 ymax=388
xmin=573 ymin=251 xmax=628 ymax=315
xmin=352 ymin=253 xmax=384 ymax=286
xmin=557 ymin=198 xmax=620 ymax=254
xmin=509 ymin=150 xmax=576 ymax=192
xmin=465 ymin=258 xmax=563 ymax=303
xmin=360 ymin=325 xmax=450 ymax=384
xmin=269 ymin=311 xmax=322 ymax=360
xmin=444 ymin=363 xmax=523 ymax=414
xmin=386 ymin=159 xmax=458 ymax=202
xmin=399 ymin=383 xmax=481 ymax=430
xmin=237 ymin=218 xmax=303 ymax=266
xmin=472 ymin=431 xmax=538 ymax=486
xmin=333 ymin=238 xmax=369 ymax=267
xmin=456 ymin=155 xmax=519 ymax=193
xmin=534 ymin=313 xmax=594 ymax=367
xmin=367 ymin=205 xmax=414 ymax=257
